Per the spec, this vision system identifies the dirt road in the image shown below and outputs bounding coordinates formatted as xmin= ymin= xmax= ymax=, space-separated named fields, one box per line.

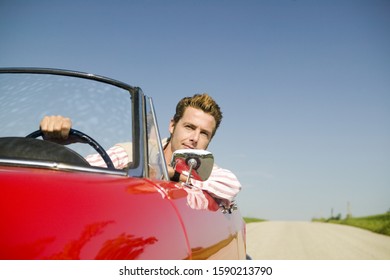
xmin=246 ymin=221 xmax=390 ymax=259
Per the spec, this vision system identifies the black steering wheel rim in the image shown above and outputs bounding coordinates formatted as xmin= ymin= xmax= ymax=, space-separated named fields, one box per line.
xmin=26 ymin=128 xmax=115 ymax=170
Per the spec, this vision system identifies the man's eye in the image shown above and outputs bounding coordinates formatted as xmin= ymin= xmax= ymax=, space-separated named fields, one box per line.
xmin=201 ymin=131 xmax=210 ymax=138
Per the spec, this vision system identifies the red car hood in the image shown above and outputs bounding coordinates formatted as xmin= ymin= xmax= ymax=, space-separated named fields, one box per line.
xmin=0 ymin=165 xmax=190 ymax=259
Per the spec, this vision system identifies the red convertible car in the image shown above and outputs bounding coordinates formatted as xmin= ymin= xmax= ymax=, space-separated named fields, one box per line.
xmin=0 ymin=68 xmax=246 ymax=260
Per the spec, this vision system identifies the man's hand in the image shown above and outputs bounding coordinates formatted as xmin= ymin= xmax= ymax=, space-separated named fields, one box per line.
xmin=168 ymin=165 xmax=186 ymax=182
xmin=40 ymin=115 xmax=72 ymax=143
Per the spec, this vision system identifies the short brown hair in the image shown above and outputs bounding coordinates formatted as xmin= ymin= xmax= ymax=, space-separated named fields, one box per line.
xmin=172 ymin=93 xmax=223 ymax=138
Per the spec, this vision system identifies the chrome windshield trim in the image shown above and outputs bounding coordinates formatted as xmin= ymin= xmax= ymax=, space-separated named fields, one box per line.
xmin=147 ymin=96 xmax=169 ymax=180
xmin=0 ymin=158 xmax=128 ymax=176
xmin=0 ymin=67 xmax=136 ymax=92
xmin=127 ymin=88 xmax=146 ymax=178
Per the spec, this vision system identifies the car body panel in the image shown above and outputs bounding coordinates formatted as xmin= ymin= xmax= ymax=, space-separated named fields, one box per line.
xmin=0 ymin=165 xmax=189 ymax=259
xmin=0 ymin=165 xmax=245 ymax=259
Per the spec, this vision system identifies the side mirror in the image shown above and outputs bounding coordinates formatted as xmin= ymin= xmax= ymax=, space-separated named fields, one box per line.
xmin=171 ymin=149 xmax=214 ymax=183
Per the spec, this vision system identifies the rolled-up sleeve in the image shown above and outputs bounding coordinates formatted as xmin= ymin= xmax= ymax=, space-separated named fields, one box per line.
xmin=190 ymin=164 xmax=242 ymax=203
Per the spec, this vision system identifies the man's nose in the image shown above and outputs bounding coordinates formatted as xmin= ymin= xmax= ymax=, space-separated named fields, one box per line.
xmin=189 ymin=130 xmax=200 ymax=144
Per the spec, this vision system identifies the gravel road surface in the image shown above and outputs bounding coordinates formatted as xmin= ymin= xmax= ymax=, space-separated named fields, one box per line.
xmin=246 ymin=221 xmax=390 ymax=259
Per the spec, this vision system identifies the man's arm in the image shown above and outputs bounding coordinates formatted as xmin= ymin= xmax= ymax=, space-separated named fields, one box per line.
xmin=39 ymin=115 xmax=129 ymax=169
xmin=190 ymin=165 xmax=242 ymax=205
xmin=85 ymin=145 xmax=129 ymax=169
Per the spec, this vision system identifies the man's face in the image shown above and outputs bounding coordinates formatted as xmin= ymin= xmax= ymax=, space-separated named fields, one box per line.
xmin=169 ymin=107 xmax=216 ymax=152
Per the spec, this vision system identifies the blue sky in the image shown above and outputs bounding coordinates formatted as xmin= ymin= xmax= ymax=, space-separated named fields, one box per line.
xmin=1 ymin=0 xmax=389 ymax=221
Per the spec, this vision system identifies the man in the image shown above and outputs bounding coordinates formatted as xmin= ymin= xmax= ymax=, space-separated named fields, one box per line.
xmin=40 ymin=94 xmax=241 ymax=208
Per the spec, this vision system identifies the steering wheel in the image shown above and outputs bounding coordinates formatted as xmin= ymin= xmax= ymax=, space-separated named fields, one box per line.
xmin=26 ymin=128 xmax=115 ymax=170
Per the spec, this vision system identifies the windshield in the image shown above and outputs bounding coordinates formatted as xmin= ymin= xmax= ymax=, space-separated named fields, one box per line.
xmin=0 ymin=71 xmax=135 ymax=172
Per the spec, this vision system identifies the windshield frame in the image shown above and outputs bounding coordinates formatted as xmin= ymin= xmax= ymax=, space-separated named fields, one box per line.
xmin=0 ymin=67 xmax=147 ymax=177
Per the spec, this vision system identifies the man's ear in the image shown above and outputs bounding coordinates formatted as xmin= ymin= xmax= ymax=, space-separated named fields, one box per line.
xmin=169 ymin=119 xmax=175 ymax=134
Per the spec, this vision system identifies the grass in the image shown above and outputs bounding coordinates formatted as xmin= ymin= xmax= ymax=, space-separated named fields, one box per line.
xmin=314 ymin=213 xmax=390 ymax=237
xmin=244 ymin=212 xmax=390 ymax=236
xmin=244 ymin=217 xmax=266 ymax=223
xmin=244 ymin=213 xmax=390 ymax=237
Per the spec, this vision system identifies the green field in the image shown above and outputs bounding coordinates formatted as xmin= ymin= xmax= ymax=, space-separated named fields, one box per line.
xmin=314 ymin=213 xmax=390 ymax=236
xmin=245 ymin=213 xmax=390 ymax=237
xmin=243 ymin=217 xmax=266 ymax=223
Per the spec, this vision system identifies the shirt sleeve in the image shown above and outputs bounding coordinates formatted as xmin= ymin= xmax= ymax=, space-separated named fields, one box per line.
xmin=85 ymin=145 xmax=129 ymax=169
xmin=190 ymin=164 xmax=242 ymax=203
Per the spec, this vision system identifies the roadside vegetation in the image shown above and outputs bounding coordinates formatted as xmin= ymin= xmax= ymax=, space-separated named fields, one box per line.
xmin=244 ymin=217 xmax=266 ymax=223
xmin=312 ymin=212 xmax=390 ymax=237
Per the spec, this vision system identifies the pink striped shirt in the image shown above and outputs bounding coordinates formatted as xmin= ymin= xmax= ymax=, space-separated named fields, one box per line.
xmin=85 ymin=145 xmax=129 ymax=169
xmin=85 ymin=144 xmax=241 ymax=204
xmin=190 ymin=164 xmax=241 ymax=204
